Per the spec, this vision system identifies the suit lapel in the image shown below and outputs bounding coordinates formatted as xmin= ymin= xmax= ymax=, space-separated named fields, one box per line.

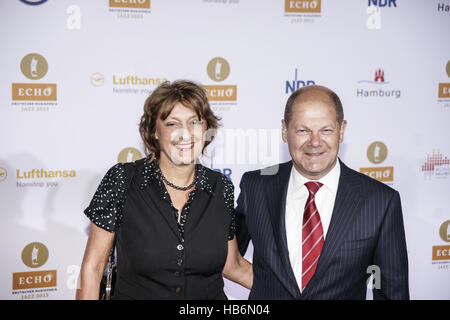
xmin=305 ymin=160 xmax=363 ymax=293
xmin=265 ymin=161 xmax=301 ymax=298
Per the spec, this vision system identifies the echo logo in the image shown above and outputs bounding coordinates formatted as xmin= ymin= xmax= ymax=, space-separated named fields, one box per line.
xmin=109 ymin=0 xmax=150 ymax=9
xmin=360 ymin=141 xmax=394 ymax=183
xmin=360 ymin=166 xmax=394 ymax=182
xmin=367 ymin=141 xmax=388 ymax=164
xmin=432 ymin=246 xmax=450 ymax=261
xmin=439 ymin=221 xmax=450 ymax=243
xmin=22 ymin=242 xmax=49 ymax=268
xmin=207 ymin=57 xmax=230 ymax=82
xmin=285 ymin=0 xmax=321 ymax=13
xmin=20 ymin=53 xmax=48 ymax=80
xmin=204 ymin=57 xmax=237 ymax=102
xmin=118 ymin=147 xmax=143 ymax=163
xmin=12 ymin=242 xmax=57 ymax=291
xmin=438 ymin=83 xmax=450 ymax=98
xmin=12 ymin=84 xmax=57 ymax=101
xmin=12 ymin=270 xmax=57 ymax=290
xmin=12 ymin=53 xmax=57 ymax=102
xmin=432 ymin=221 xmax=450 ymax=262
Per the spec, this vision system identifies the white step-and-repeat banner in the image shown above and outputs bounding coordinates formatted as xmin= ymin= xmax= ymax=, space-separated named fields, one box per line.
xmin=0 ymin=0 xmax=449 ymax=300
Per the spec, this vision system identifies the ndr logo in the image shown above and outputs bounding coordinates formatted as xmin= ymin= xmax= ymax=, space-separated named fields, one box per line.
xmin=285 ymin=68 xmax=315 ymax=94
xmin=368 ymin=0 xmax=397 ymax=7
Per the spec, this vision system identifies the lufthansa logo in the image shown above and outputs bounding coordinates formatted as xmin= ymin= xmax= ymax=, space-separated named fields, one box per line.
xmin=0 ymin=167 xmax=7 ymax=182
xmin=90 ymin=72 xmax=105 ymax=87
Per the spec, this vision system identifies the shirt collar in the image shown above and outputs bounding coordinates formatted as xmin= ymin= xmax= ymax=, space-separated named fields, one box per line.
xmin=140 ymin=157 xmax=213 ymax=194
xmin=290 ymin=158 xmax=341 ymax=194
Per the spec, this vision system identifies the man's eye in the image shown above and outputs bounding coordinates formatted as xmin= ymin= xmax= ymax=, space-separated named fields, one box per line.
xmin=192 ymin=120 xmax=203 ymax=126
xmin=165 ymin=122 xmax=175 ymax=127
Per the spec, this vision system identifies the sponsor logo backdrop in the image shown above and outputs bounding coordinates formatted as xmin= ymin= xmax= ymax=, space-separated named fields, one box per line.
xmin=0 ymin=0 xmax=449 ymax=299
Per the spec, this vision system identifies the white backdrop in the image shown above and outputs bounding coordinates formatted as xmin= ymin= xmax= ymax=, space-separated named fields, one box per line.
xmin=1 ymin=0 xmax=449 ymax=300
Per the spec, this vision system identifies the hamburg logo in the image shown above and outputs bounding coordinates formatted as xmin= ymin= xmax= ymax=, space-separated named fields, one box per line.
xmin=356 ymin=68 xmax=400 ymax=99
xmin=358 ymin=68 xmax=389 ymax=85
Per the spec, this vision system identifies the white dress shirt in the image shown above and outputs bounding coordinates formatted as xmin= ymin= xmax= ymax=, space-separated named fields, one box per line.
xmin=285 ymin=159 xmax=341 ymax=292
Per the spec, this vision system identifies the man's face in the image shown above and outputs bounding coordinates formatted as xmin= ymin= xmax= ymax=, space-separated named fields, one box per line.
xmin=282 ymin=93 xmax=346 ymax=180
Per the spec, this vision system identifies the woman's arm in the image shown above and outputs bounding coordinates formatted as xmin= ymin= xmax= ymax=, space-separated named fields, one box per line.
xmin=76 ymin=222 xmax=115 ymax=300
xmin=222 ymin=236 xmax=253 ymax=290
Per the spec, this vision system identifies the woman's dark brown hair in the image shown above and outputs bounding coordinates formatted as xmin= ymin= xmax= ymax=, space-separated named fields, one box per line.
xmin=139 ymin=80 xmax=220 ymax=158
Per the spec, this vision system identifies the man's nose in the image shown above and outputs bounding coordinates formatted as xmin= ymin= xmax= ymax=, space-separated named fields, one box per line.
xmin=309 ymin=132 xmax=321 ymax=146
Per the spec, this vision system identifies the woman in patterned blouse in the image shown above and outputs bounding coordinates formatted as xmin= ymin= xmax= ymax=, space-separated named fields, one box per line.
xmin=76 ymin=80 xmax=252 ymax=300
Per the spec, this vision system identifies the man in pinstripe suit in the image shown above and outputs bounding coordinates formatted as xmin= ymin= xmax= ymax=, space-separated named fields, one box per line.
xmin=236 ymin=85 xmax=409 ymax=299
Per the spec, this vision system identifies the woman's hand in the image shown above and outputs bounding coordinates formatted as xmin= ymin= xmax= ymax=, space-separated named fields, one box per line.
xmin=76 ymin=222 xmax=114 ymax=300
xmin=222 ymin=236 xmax=253 ymax=290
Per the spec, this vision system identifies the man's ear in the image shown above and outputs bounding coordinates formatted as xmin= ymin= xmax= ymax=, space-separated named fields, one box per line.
xmin=339 ymin=120 xmax=347 ymax=143
xmin=282 ymin=119 xmax=288 ymax=143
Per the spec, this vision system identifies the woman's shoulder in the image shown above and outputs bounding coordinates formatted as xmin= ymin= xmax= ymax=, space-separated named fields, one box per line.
xmin=198 ymin=164 xmax=234 ymax=190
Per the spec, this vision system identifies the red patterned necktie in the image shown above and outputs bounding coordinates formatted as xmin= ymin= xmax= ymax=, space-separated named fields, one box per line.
xmin=302 ymin=181 xmax=324 ymax=291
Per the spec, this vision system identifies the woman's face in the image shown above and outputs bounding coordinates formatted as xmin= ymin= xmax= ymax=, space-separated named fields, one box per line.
xmin=155 ymin=103 xmax=207 ymax=166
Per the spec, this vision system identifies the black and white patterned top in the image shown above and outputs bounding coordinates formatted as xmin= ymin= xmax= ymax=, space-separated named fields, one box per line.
xmin=84 ymin=157 xmax=236 ymax=241
xmin=84 ymin=157 xmax=238 ymax=299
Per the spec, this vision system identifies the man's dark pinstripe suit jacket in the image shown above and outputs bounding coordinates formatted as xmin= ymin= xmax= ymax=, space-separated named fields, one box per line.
xmin=236 ymin=159 xmax=409 ymax=300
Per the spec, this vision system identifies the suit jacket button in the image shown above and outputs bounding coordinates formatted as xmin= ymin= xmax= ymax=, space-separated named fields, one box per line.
xmin=177 ymin=244 xmax=184 ymax=251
